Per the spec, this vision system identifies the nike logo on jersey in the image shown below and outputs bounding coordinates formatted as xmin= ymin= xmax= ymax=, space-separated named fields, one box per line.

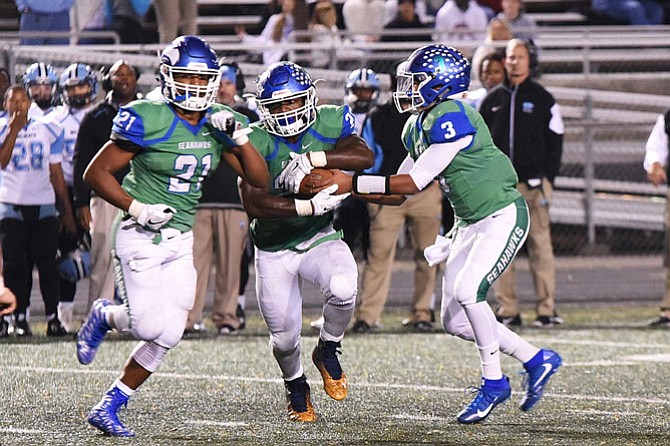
xmin=302 ymin=142 xmax=313 ymax=151
xmin=532 ymin=363 xmax=554 ymax=388
xmin=202 ymin=131 xmax=211 ymax=136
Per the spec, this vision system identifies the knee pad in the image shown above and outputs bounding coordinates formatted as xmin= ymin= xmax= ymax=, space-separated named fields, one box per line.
xmin=131 ymin=341 xmax=169 ymax=373
xmin=271 ymin=331 xmax=300 ymax=357
xmin=329 ymin=273 xmax=357 ymax=306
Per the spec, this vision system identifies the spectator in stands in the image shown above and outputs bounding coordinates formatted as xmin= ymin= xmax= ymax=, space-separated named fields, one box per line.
xmin=104 ymin=0 xmax=150 ymax=44
xmin=381 ymin=0 xmax=432 ymax=42
xmin=384 ymin=0 xmax=432 ymax=25
xmin=0 ymin=69 xmax=10 ymax=111
xmin=15 ymin=0 xmax=73 ymax=45
xmin=236 ymin=0 xmax=310 ymax=66
xmin=479 ymin=38 xmax=564 ymax=328
xmin=185 ymin=63 xmax=259 ymax=337
xmin=643 ymin=108 xmax=670 ymax=327
xmin=471 ymin=17 xmax=512 ymax=81
xmin=497 ymin=0 xmax=536 ymax=41
xmin=309 ymin=1 xmax=341 ymax=68
xmin=477 ymin=0 xmax=502 ymax=19
xmin=590 ymin=0 xmax=664 ymax=25
xmin=435 ymin=0 xmax=489 ymax=56
xmin=465 ymin=51 xmax=506 ymax=110
xmin=349 ymin=62 xmax=442 ymax=334
xmin=343 ymin=0 xmax=386 ymax=42
xmin=0 ymin=85 xmax=76 ymax=337
xmin=153 ymin=0 xmax=198 ymax=43
xmin=73 ymin=60 xmax=138 ymax=315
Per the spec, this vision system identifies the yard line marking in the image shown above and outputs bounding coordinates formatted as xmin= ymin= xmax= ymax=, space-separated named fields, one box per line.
xmin=525 ymin=337 xmax=669 ymax=349
xmin=388 ymin=414 xmax=450 ymax=422
xmin=3 ymin=365 xmax=669 ymax=407
xmin=567 ymin=409 xmax=641 ymax=416
xmin=0 ymin=428 xmax=43 ymax=434
xmin=186 ymin=420 xmax=248 ymax=427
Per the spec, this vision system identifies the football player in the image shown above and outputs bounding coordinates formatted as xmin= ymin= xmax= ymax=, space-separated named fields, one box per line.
xmin=239 ymin=61 xmax=373 ymax=422
xmin=350 ymin=44 xmax=563 ymax=424
xmin=48 ymin=63 xmax=99 ymax=333
xmin=76 ymin=36 xmax=268 ymax=437
xmin=22 ymin=62 xmax=59 ymax=117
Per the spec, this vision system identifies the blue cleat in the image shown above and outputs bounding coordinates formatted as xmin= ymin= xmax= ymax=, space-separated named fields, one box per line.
xmin=87 ymin=387 xmax=135 ymax=437
xmin=76 ymin=299 xmax=112 ymax=365
xmin=457 ymin=377 xmax=511 ymax=424
xmin=520 ymin=349 xmax=562 ymax=411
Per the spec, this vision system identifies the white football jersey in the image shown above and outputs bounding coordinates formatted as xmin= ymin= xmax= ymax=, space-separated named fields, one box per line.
xmin=28 ymin=102 xmax=55 ymax=119
xmin=0 ymin=116 xmax=64 ymax=205
xmin=47 ymin=105 xmax=90 ymax=186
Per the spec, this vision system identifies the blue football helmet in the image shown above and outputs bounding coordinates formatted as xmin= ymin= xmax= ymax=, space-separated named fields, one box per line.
xmin=57 ymin=248 xmax=92 ymax=283
xmin=344 ymin=68 xmax=380 ymax=114
xmin=159 ymin=35 xmax=221 ymax=112
xmin=23 ymin=62 xmax=59 ymax=109
xmin=393 ymin=44 xmax=471 ymax=114
xmin=255 ymin=62 xmax=317 ymax=137
xmin=60 ymin=63 xmax=99 ymax=108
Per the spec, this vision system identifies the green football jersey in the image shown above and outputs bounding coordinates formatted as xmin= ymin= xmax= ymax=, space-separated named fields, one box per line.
xmin=111 ymin=100 xmax=247 ymax=232
xmin=248 ymin=104 xmax=356 ymax=251
xmin=402 ymin=100 xmax=520 ymax=223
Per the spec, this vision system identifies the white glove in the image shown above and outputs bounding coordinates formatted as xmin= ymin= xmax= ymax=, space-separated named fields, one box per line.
xmin=128 ymin=199 xmax=176 ymax=231
xmin=207 ymin=110 xmax=250 ymax=145
xmin=295 ymin=185 xmax=349 ymax=216
xmin=423 ymin=234 xmax=452 ymax=267
xmin=275 ymin=151 xmax=314 ymax=194
xmin=208 ymin=110 xmax=235 ymax=136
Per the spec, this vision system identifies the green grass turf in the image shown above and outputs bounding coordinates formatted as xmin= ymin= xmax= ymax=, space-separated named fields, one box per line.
xmin=1 ymin=302 xmax=668 ymax=446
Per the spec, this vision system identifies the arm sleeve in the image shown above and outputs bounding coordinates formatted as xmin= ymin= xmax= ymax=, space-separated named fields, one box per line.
xmin=407 ymin=135 xmax=473 ymax=190
xmin=644 ymin=113 xmax=668 ymax=172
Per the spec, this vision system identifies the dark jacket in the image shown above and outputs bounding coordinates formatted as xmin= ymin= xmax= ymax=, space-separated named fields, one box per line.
xmin=479 ymin=77 xmax=563 ymax=184
xmin=73 ymin=93 xmax=133 ymax=208
xmin=362 ymin=100 xmax=411 ymax=175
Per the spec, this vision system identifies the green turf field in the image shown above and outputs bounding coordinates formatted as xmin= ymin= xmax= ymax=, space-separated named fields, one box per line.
xmin=1 ymin=303 xmax=668 ymax=446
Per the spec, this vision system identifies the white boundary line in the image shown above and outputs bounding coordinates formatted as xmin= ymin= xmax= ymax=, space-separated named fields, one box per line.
xmin=3 ymin=365 xmax=669 ymax=407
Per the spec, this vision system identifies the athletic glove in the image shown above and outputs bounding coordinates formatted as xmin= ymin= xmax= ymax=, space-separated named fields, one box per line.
xmin=128 ymin=199 xmax=176 ymax=231
xmin=206 ymin=110 xmax=251 ymax=146
xmin=295 ymin=185 xmax=349 ymax=216
xmin=275 ymin=151 xmax=314 ymax=195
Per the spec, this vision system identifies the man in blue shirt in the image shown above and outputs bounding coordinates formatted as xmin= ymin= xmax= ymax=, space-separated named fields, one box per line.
xmin=15 ymin=0 xmax=74 ymax=45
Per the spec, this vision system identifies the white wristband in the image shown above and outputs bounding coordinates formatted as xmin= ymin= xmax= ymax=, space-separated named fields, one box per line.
xmin=128 ymin=199 xmax=144 ymax=219
xmin=233 ymin=127 xmax=252 ymax=146
xmin=354 ymin=175 xmax=387 ymax=194
xmin=294 ymin=199 xmax=313 ymax=216
xmin=308 ymin=151 xmax=327 ymax=167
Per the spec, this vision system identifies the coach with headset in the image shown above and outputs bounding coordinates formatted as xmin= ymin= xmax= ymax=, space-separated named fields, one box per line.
xmin=72 ymin=59 xmax=141 ymax=314
xmin=479 ymin=38 xmax=565 ymax=328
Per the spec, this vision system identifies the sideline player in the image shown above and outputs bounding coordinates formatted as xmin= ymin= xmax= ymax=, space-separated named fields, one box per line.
xmin=346 ymin=44 xmax=562 ymax=424
xmin=240 ymin=61 xmax=373 ymax=422
xmin=76 ymin=36 xmax=268 ymax=437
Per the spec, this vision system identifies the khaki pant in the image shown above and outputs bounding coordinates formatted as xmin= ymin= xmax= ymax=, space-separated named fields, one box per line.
xmin=355 ymin=183 xmax=442 ymax=325
xmin=86 ymin=196 xmax=119 ymax=310
xmin=494 ymin=178 xmax=556 ymax=318
xmin=660 ymin=188 xmax=670 ymax=318
xmin=187 ymin=208 xmax=248 ymax=330
xmin=153 ymin=0 xmax=198 ymax=43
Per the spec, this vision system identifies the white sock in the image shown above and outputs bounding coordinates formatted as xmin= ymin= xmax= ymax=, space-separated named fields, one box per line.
xmin=498 ymin=324 xmax=541 ymax=364
xmin=464 ymin=301 xmax=502 ymax=379
xmin=237 ymin=295 xmax=245 ymax=309
xmin=112 ymin=379 xmax=136 ymax=396
xmin=107 ymin=305 xmax=130 ymax=331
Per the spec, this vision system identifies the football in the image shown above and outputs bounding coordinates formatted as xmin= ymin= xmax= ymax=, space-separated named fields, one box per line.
xmin=298 ymin=168 xmax=335 ymax=197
